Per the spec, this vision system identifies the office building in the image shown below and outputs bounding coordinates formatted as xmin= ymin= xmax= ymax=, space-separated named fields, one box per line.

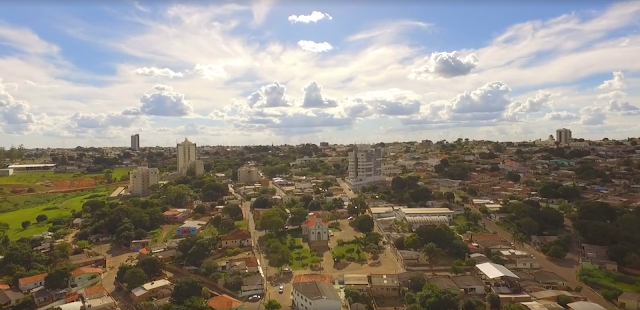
xmin=177 ymin=138 xmax=197 ymax=175
xmin=129 ymin=167 xmax=159 ymax=196
xmin=345 ymin=144 xmax=385 ymax=190
xmin=130 ymin=134 xmax=140 ymax=151
xmin=237 ymin=166 xmax=261 ymax=183
xmin=556 ymin=128 xmax=572 ymax=146
xmin=292 ymin=281 xmax=341 ymax=310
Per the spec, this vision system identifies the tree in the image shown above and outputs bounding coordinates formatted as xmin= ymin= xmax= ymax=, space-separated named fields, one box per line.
xmin=211 ymin=215 xmax=222 ymax=228
xmin=408 ymin=274 xmax=426 ymax=292
xmin=422 ymin=243 xmax=445 ymax=273
xmin=218 ymin=218 xmax=236 ymax=234
xmin=55 ymin=242 xmax=72 ymax=258
xmin=171 ymin=277 xmax=204 ymax=305
xmin=289 ymin=207 xmax=308 ymax=226
xmin=138 ymin=256 xmax=163 ymax=277
xmin=257 ymin=210 xmax=286 ymax=233
xmin=502 ymin=304 xmax=526 ymax=310
xmin=76 ymin=240 xmax=92 ymax=250
xmin=222 ymin=205 xmax=243 ymax=221
xmin=506 ymin=171 xmax=521 ymax=183
xmin=36 ymin=214 xmax=48 ymax=223
xmin=193 ymin=204 xmax=208 ymax=215
xmin=556 ymin=295 xmax=572 ymax=307
xmin=543 ymin=245 xmax=567 ymax=259
xmin=123 ymin=267 xmax=148 ymax=289
xmin=45 ymin=267 xmax=72 ymax=290
xmin=450 ymin=265 xmax=464 ymax=275
xmin=462 ymin=298 xmax=486 ymax=310
xmin=444 ymin=192 xmax=455 ymax=203
xmin=251 ymin=196 xmax=270 ymax=209
xmin=264 ymin=299 xmax=282 ymax=310
xmin=0 ymin=222 xmax=9 ymax=235
xmin=486 ymin=293 xmax=501 ymax=310
xmin=21 ymin=221 xmax=30 ymax=229
xmin=354 ymin=214 xmax=374 ymax=233
xmin=434 ymin=164 xmax=445 ymax=173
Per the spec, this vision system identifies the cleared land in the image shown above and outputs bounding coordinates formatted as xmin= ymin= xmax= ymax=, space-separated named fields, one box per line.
xmin=0 ymin=187 xmax=113 ymax=238
xmin=579 ymin=263 xmax=640 ymax=293
xmin=0 ymin=167 xmax=134 ymax=193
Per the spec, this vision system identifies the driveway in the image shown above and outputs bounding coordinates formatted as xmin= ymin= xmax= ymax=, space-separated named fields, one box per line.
xmin=467 ymin=204 xmax=613 ymax=308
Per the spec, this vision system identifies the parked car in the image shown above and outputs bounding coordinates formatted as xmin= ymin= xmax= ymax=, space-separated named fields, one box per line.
xmin=278 ymin=286 xmax=284 ymax=294
xmin=248 ymin=295 xmax=261 ymax=302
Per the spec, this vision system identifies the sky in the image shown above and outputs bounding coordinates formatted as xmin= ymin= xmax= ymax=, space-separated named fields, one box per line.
xmin=0 ymin=0 xmax=639 ymax=148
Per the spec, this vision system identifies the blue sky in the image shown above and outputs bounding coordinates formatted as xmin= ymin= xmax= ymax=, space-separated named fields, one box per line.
xmin=0 ymin=0 xmax=639 ymax=147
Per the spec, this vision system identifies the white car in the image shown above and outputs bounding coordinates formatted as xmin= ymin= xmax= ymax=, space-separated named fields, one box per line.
xmin=278 ymin=286 xmax=284 ymax=294
xmin=248 ymin=295 xmax=261 ymax=302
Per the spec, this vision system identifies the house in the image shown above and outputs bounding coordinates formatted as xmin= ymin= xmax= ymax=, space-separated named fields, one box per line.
xmin=80 ymin=284 xmax=108 ymax=299
xmin=32 ymin=287 xmax=66 ymax=306
xmin=521 ymin=301 xmax=565 ymax=310
xmin=239 ymin=274 xmax=264 ymax=297
xmin=163 ymin=209 xmax=191 ymax=222
xmin=18 ymin=273 xmax=47 ymax=291
xmin=0 ymin=289 xmax=24 ymax=307
xmin=130 ymin=239 xmax=152 ymax=250
xmin=566 ymin=301 xmax=606 ymax=310
xmin=528 ymin=290 xmax=586 ymax=303
xmin=398 ymin=250 xmax=428 ymax=266
xmin=531 ymin=271 xmax=567 ymax=290
xmin=499 ymin=250 xmax=539 ymax=269
xmin=343 ymin=274 xmax=369 ymax=292
xmin=292 ymin=281 xmax=341 ymax=310
xmin=88 ymin=234 xmax=111 ymax=243
xmin=69 ymin=254 xmax=106 ymax=268
xmin=154 ymin=250 xmax=178 ymax=263
xmin=206 ymin=294 xmax=244 ymax=310
xmin=130 ymin=280 xmax=173 ymax=302
xmin=219 ymin=257 xmax=260 ymax=273
xmin=369 ymin=274 xmax=400 ymax=297
xmin=70 ymin=267 xmax=104 ymax=288
xmin=618 ymin=292 xmax=640 ymax=310
xmin=451 ymin=275 xmax=485 ymax=295
xmin=301 ymin=214 xmax=329 ymax=247
xmin=220 ymin=229 xmax=251 ymax=249
xmin=176 ymin=220 xmax=207 ymax=236
xmin=71 ymin=218 xmax=83 ymax=228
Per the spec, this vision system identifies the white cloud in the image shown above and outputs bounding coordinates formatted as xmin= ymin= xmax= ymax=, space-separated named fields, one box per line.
xmin=247 ymin=82 xmax=292 ymax=108
xmin=139 ymin=89 xmax=194 ymax=116
xmin=597 ymin=71 xmax=626 ymax=90
xmin=297 ymin=40 xmax=333 ymax=53
xmin=153 ymin=84 xmax=173 ymax=91
xmin=606 ymin=99 xmax=639 ymax=113
xmin=0 ymin=22 xmax=60 ymax=55
xmin=578 ymin=106 xmax=606 ymax=125
xmin=504 ymin=91 xmax=552 ymax=119
xmin=187 ymin=64 xmax=229 ymax=80
xmin=544 ymin=111 xmax=579 ymax=121
xmin=301 ymin=81 xmax=337 ymax=108
xmin=597 ymin=90 xmax=626 ymax=100
xmin=132 ymin=67 xmax=184 ymax=78
xmin=288 ymin=11 xmax=332 ymax=24
xmin=346 ymin=21 xmax=432 ymax=43
xmin=411 ymin=51 xmax=479 ymax=79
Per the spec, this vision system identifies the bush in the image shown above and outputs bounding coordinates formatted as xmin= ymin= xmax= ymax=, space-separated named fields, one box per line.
xmin=600 ymin=289 xmax=622 ymax=301
xmin=225 ymin=248 xmax=243 ymax=256
xmin=36 ymin=214 xmax=48 ymax=223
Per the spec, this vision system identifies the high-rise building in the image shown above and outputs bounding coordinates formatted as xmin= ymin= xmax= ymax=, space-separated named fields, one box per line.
xmin=129 ymin=166 xmax=159 ymax=196
xmin=237 ymin=166 xmax=261 ymax=183
xmin=346 ymin=144 xmax=384 ymax=190
xmin=556 ymin=128 xmax=572 ymax=146
xmin=130 ymin=134 xmax=140 ymax=151
xmin=177 ymin=138 xmax=197 ymax=175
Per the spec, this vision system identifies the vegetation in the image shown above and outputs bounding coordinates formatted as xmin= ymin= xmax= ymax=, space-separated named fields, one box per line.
xmin=332 ymin=243 xmax=366 ymax=263
xmin=402 ymin=225 xmax=470 ymax=261
xmin=360 ymin=176 xmax=432 ymax=205
xmin=404 ymin=283 xmax=459 ymax=310
xmin=578 ymin=263 xmax=640 ymax=301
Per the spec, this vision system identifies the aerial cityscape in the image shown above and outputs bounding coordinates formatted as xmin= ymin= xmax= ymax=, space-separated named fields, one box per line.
xmin=1 ymin=1 xmax=640 ymax=310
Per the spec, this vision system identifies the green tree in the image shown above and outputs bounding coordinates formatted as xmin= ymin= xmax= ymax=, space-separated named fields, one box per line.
xmin=289 ymin=207 xmax=308 ymax=226
xmin=55 ymin=242 xmax=72 ymax=258
xmin=444 ymin=192 xmax=455 ymax=203
xmin=486 ymin=293 xmax=501 ymax=310
xmin=264 ymin=299 xmax=282 ymax=310
xmin=502 ymin=304 xmax=526 ymax=310
xmin=251 ymin=196 xmax=270 ymax=209
xmin=138 ymin=256 xmax=163 ymax=278
xmin=123 ymin=267 xmax=148 ymax=289
xmin=21 ymin=221 xmax=30 ymax=229
xmin=45 ymin=267 xmax=72 ymax=290
xmin=556 ymin=295 xmax=572 ymax=307
xmin=171 ymin=277 xmax=204 ymax=305
xmin=218 ymin=218 xmax=236 ymax=234
xmin=422 ymin=243 xmax=445 ymax=274
xmin=257 ymin=209 xmax=286 ymax=233
xmin=36 ymin=214 xmax=48 ymax=223
xmin=354 ymin=214 xmax=374 ymax=233
xmin=221 ymin=205 xmax=243 ymax=221
xmin=408 ymin=274 xmax=426 ymax=293
xmin=210 ymin=215 xmax=222 ymax=228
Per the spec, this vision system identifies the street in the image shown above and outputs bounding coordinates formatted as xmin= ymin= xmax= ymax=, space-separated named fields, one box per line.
xmin=466 ymin=204 xmax=614 ymax=308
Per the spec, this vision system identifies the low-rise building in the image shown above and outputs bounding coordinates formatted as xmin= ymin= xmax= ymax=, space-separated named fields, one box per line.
xmin=130 ymin=280 xmax=173 ymax=302
xmin=18 ymin=273 xmax=47 ymax=292
xmin=163 ymin=209 xmax=191 ymax=222
xmin=396 ymin=208 xmax=455 ymax=221
xmin=451 ymin=275 xmax=485 ymax=295
xmin=618 ymin=292 xmax=640 ymax=310
xmin=176 ymin=220 xmax=207 ymax=236
xmin=0 ymin=289 xmax=24 ymax=307
xmin=69 ymin=253 xmax=107 ymax=268
xmin=70 ymin=267 xmax=104 ymax=288
xmin=344 ymin=274 xmax=369 ymax=292
xmin=369 ymin=274 xmax=400 ymax=297
xmin=292 ymin=281 xmax=341 ymax=310
xmin=220 ymin=229 xmax=252 ymax=248
xmin=239 ymin=274 xmax=263 ymax=297
xmin=499 ymin=250 xmax=539 ymax=269
xmin=206 ymin=294 xmax=244 ymax=310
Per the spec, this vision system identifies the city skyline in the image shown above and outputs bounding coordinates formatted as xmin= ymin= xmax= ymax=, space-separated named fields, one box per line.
xmin=0 ymin=1 xmax=639 ymax=148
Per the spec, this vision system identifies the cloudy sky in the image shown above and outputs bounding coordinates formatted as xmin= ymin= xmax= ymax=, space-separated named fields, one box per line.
xmin=0 ymin=1 xmax=639 ymax=148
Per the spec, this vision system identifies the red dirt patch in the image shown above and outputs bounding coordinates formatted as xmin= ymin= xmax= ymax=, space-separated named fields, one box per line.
xmin=52 ymin=177 xmax=102 ymax=190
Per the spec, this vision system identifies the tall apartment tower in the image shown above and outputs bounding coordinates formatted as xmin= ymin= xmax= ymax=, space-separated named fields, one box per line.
xmin=177 ymin=138 xmax=197 ymax=175
xmin=129 ymin=166 xmax=159 ymax=196
xmin=130 ymin=134 xmax=140 ymax=151
xmin=346 ymin=144 xmax=384 ymax=190
xmin=556 ymin=128 xmax=572 ymax=146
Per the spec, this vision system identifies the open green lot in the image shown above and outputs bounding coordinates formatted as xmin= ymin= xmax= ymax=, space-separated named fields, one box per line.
xmin=332 ymin=243 xmax=367 ymax=262
xmin=0 ymin=187 xmax=113 ymax=239
xmin=579 ymin=263 xmax=640 ymax=293
xmin=0 ymin=167 xmax=134 ymax=185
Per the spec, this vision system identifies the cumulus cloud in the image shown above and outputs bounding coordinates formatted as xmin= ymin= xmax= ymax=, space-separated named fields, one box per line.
xmin=297 ymin=40 xmax=333 ymax=53
xmin=288 ymin=11 xmax=332 ymax=23
xmin=579 ymin=106 xmax=606 ymax=125
xmin=343 ymin=89 xmax=422 ymax=118
xmin=133 ymin=67 xmax=184 ymax=78
xmin=0 ymin=81 xmax=38 ymax=133
xmin=606 ymin=99 xmax=639 ymax=114
xmin=139 ymin=88 xmax=194 ymax=116
xmin=187 ymin=64 xmax=228 ymax=80
xmin=69 ymin=110 xmax=140 ymax=129
xmin=301 ymin=81 xmax=337 ymax=108
xmin=597 ymin=71 xmax=626 ymax=90
xmin=411 ymin=51 xmax=479 ymax=79
xmin=597 ymin=90 xmax=626 ymax=100
xmin=153 ymin=84 xmax=173 ymax=91
xmin=543 ymin=111 xmax=579 ymax=121
xmin=504 ymin=91 xmax=552 ymax=119
xmin=247 ymin=82 xmax=292 ymax=108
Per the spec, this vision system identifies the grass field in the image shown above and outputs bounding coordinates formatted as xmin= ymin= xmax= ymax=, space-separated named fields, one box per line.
xmin=332 ymin=244 xmax=367 ymax=262
xmin=1 ymin=187 xmax=113 ymax=239
xmin=0 ymin=167 xmax=135 ymax=186
xmin=579 ymin=263 xmax=640 ymax=293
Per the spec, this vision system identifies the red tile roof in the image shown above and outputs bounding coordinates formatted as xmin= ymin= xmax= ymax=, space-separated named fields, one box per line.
xmin=230 ymin=257 xmax=259 ymax=267
xmin=302 ymin=213 xmax=328 ymax=228
xmin=0 ymin=284 xmax=10 ymax=290
xmin=221 ymin=229 xmax=251 ymax=241
xmin=18 ymin=273 xmax=47 ymax=285
xmin=71 ymin=267 xmax=103 ymax=277
xmin=83 ymin=284 xmax=107 ymax=297
xmin=206 ymin=294 xmax=243 ymax=310
xmin=65 ymin=293 xmax=79 ymax=303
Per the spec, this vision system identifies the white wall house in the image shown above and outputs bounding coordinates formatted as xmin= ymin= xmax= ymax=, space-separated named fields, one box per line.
xmin=292 ymin=282 xmax=341 ymax=310
xmin=18 ymin=273 xmax=47 ymax=292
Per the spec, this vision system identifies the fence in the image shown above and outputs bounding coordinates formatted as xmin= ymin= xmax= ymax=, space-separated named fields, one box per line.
xmin=163 ymin=265 xmax=237 ymax=298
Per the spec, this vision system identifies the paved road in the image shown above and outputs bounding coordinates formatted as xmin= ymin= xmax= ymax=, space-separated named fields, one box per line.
xmin=336 ymin=178 xmax=356 ymax=199
xmin=466 ymin=204 xmax=614 ymax=308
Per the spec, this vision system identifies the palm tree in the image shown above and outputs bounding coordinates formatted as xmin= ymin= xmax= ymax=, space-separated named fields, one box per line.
xmin=511 ymin=231 xmax=527 ymax=250
xmin=422 ymin=243 xmax=445 ymax=274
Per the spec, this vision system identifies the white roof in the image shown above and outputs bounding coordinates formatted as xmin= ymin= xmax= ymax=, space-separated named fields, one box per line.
xmin=405 ymin=216 xmax=449 ymax=225
xmin=8 ymin=164 xmax=56 ymax=168
xmin=485 ymin=204 xmax=502 ymax=210
xmin=143 ymin=279 xmax=172 ymax=290
xmin=56 ymin=301 xmax=83 ymax=310
xmin=566 ymin=302 xmax=605 ymax=310
xmin=400 ymin=208 xmax=454 ymax=214
xmin=475 ymin=262 xmax=519 ymax=279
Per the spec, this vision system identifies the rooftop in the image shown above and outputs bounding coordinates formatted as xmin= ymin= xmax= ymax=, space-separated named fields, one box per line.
xmin=428 ymin=277 xmax=459 ymax=291
xmin=293 ymin=273 xmax=333 ymax=284
xmin=451 ymin=275 xmax=484 ymax=287
xmin=566 ymin=301 xmax=605 ymax=310
xmin=71 ymin=267 xmax=104 ymax=277
xmin=7 ymin=164 xmax=56 ymax=168
xmin=476 ymin=262 xmax=519 ymax=279
xmin=207 ymin=294 xmax=243 ymax=310
xmin=292 ymin=281 xmax=341 ymax=301
xmin=221 ymin=229 xmax=251 ymax=240
xmin=399 ymin=207 xmax=454 ymax=214
xmin=18 ymin=273 xmax=47 ymax=285
xmin=370 ymin=274 xmax=399 ymax=287
xmin=344 ymin=274 xmax=369 ymax=285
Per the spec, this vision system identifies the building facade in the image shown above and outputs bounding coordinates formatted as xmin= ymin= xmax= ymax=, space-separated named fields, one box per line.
xmin=556 ymin=128 xmax=572 ymax=146
xmin=129 ymin=167 xmax=159 ymax=196
xmin=292 ymin=282 xmax=341 ymax=310
xmin=346 ymin=144 xmax=385 ymax=190
xmin=130 ymin=134 xmax=140 ymax=151
xmin=237 ymin=166 xmax=261 ymax=183
xmin=177 ymin=138 xmax=197 ymax=175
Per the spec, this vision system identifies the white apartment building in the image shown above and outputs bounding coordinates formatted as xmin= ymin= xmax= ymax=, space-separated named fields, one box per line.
xmin=382 ymin=162 xmax=402 ymax=176
xmin=346 ymin=144 xmax=385 ymax=190
xmin=130 ymin=134 xmax=140 ymax=151
xmin=177 ymin=138 xmax=197 ymax=175
xmin=237 ymin=166 xmax=260 ymax=183
xmin=292 ymin=282 xmax=341 ymax=310
xmin=556 ymin=128 xmax=572 ymax=146
xmin=129 ymin=167 xmax=159 ymax=196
